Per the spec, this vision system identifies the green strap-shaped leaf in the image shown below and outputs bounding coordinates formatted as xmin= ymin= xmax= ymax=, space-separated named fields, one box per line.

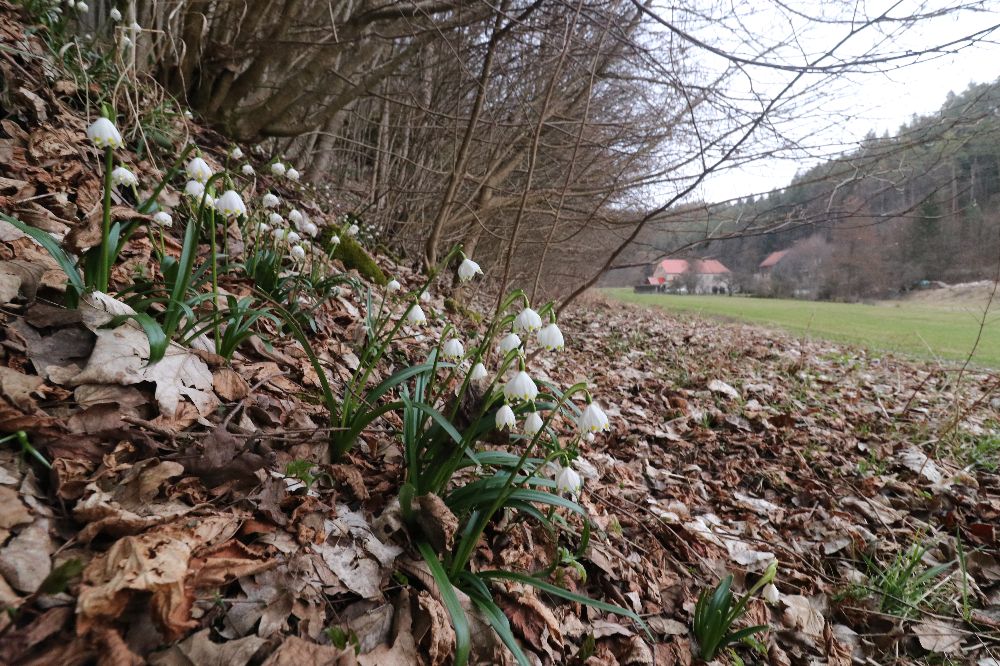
xmin=416 ymin=542 xmax=471 ymax=666
xmin=0 ymin=213 xmax=84 ymax=300
xmin=109 ymin=312 xmax=168 ymax=364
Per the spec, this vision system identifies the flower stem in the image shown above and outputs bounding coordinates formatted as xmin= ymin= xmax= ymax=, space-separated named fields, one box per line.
xmin=99 ymin=147 xmax=114 ymax=291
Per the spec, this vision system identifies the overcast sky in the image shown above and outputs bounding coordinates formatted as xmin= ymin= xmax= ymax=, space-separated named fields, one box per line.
xmin=687 ymin=1 xmax=1000 ymax=203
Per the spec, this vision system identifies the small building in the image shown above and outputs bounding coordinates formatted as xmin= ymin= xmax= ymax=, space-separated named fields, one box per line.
xmin=643 ymin=258 xmax=732 ymax=294
xmin=758 ymin=249 xmax=790 ymax=275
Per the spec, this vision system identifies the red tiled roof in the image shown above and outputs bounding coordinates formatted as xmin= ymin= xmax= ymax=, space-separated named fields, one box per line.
xmin=654 ymin=258 xmax=730 ymax=276
xmin=647 ymin=276 xmax=665 ymax=285
xmin=760 ymin=250 xmax=789 ymax=269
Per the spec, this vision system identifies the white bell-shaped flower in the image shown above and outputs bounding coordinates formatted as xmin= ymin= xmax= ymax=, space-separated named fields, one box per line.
xmin=386 ymin=279 xmax=401 ymax=293
xmin=524 ymin=411 xmax=544 ymax=436
xmin=578 ymin=401 xmax=610 ymax=434
xmin=498 ymin=332 xmax=521 ymax=355
xmin=110 ymin=7 xmax=121 ymax=21
xmin=420 ymin=291 xmax=431 ymax=303
xmin=86 ymin=117 xmax=123 ymax=149
xmin=262 ymin=193 xmax=279 ymax=208
xmin=555 ymin=466 xmax=583 ymax=495
xmin=120 ymin=36 xmax=132 ymax=49
xmin=503 ymin=370 xmax=538 ymax=402
xmin=152 ymin=211 xmax=172 ymax=227
xmin=286 ymin=230 xmax=301 ymax=243
xmin=257 ymin=221 xmax=271 ymax=233
xmin=268 ymin=212 xmax=283 ymax=226
xmin=762 ymin=583 xmax=780 ymax=604
xmin=406 ymin=304 xmax=427 ymax=325
xmin=457 ymin=257 xmax=482 ymax=282
xmin=288 ymin=209 xmax=303 ymax=226
xmin=537 ymin=323 xmax=564 ymax=351
xmin=186 ymin=156 xmax=213 ymax=183
xmin=111 ymin=166 xmax=138 ymax=187
xmin=469 ymin=362 xmax=488 ymax=382
xmin=329 ymin=234 xmax=340 ymax=246
xmin=290 ymin=244 xmax=306 ymax=260
xmin=514 ymin=307 xmax=543 ymax=333
xmin=287 ymin=167 xmax=300 ymax=181
xmin=184 ymin=179 xmax=205 ymax=199
xmin=347 ymin=223 xmax=359 ymax=236
xmin=495 ymin=404 xmax=516 ymax=430
xmin=241 ymin=164 xmax=254 ymax=176
xmin=303 ymin=221 xmax=318 ymax=237
xmin=270 ymin=162 xmax=286 ymax=176
xmin=215 ymin=190 xmax=247 ymax=218
xmin=442 ymin=338 xmax=464 ymax=360
xmin=231 ymin=146 xmax=244 ymax=160
xmin=76 ymin=1 xmax=88 ymax=12
xmin=130 ymin=21 xmax=140 ymax=30
xmin=203 ymin=194 xmax=215 ymax=209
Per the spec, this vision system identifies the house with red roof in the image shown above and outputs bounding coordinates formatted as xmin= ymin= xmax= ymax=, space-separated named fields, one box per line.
xmin=645 ymin=258 xmax=732 ymax=294
xmin=758 ymin=249 xmax=790 ymax=274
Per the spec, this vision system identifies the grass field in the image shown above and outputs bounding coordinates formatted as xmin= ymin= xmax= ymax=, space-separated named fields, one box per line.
xmin=606 ymin=288 xmax=1000 ymax=367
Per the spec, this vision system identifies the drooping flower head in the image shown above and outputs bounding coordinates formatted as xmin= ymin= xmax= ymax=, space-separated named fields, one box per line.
xmin=270 ymin=162 xmax=286 ymax=177
xmin=111 ymin=166 xmax=138 ymax=187
xmin=241 ymin=164 xmax=254 ymax=176
xmin=495 ymin=404 xmax=516 ymax=430
xmin=537 ymin=323 xmax=564 ymax=351
xmin=555 ymin=466 xmax=583 ymax=496
xmin=262 ymin=193 xmax=279 ymax=208
xmin=329 ymin=235 xmax=341 ymax=246
xmin=578 ymin=400 xmax=610 ymax=434
xmin=406 ymin=304 xmax=427 ymax=325
xmin=514 ymin=307 xmax=543 ymax=333
xmin=498 ymin=332 xmax=522 ymax=355
xmin=110 ymin=7 xmax=121 ymax=21
xmin=347 ymin=223 xmax=359 ymax=237
xmin=442 ymin=338 xmax=464 ymax=360
xmin=287 ymin=167 xmax=300 ymax=181
xmin=290 ymin=244 xmax=306 ymax=260
xmin=288 ymin=209 xmax=304 ymax=226
xmin=386 ymin=279 xmax=401 ymax=293
xmin=184 ymin=180 xmax=205 ymax=199
xmin=268 ymin=212 xmax=283 ymax=227
xmin=457 ymin=257 xmax=482 ymax=282
xmin=503 ymin=370 xmax=538 ymax=402
xmin=86 ymin=117 xmax=123 ymax=149
xmin=469 ymin=362 xmax=488 ymax=382
xmin=286 ymin=230 xmax=301 ymax=243
xmin=420 ymin=291 xmax=431 ymax=303
xmin=524 ymin=411 xmax=544 ymax=436
xmin=153 ymin=211 xmax=172 ymax=227
xmin=231 ymin=146 xmax=244 ymax=160
xmin=215 ymin=190 xmax=247 ymax=218
xmin=186 ymin=156 xmax=213 ymax=183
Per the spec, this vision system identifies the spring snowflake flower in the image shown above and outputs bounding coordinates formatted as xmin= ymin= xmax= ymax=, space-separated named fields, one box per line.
xmin=537 ymin=323 xmax=564 ymax=351
xmin=152 ymin=211 xmax=172 ymax=227
xmin=386 ymin=279 xmax=401 ymax=293
xmin=303 ymin=221 xmax=318 ymax=237
xmin=290 ymin=244 xmax=306 ymax=260
xmin=578 ymin=401 xmax=610 ymax=434
xmin=76 ymin=1 xmax=88 ymax=12
xmin=457 ymin=257 xmax=482 ymax=282
xmin=498 ymin=332 xmax=522 ymax=355
xmin=495 ymin=404 xmax=516 ymax=430
xmin=262 ymin=193 xmax=279 ymax=208
xmin=469 ymin=362 xmax=488 ymax=382
xmin=184 ymin=180 xmax=205 ymax=198
xmin=420 ymin=291 xmax=431 ymax=303
xmin=130 ymin=21 xmax=140 ymax=31
xmin=203 ymin=194 xmax=215 ymax=209
xmin=286 ymin=230 xmax=301 ymax=243
xmin=287 ymin=167 xmax=300 ymax=181
xmin=288 ymin=209 xmax=303 ymax=226
xmin=68 ymin=0 xmax=74 ymax=8
xmin=241 ymin=164 xmax=254 ymax=176
xmin=555 ymin=466 xmax=583 ymax=495
xmin=257 ymin=222 xmax=271 ymax=233
xmin=86 ymin=117 xmax=123 ymax=149
xmin=514 ymin=307 xmax=543 ymax=333
xmin=186 ymin=156 xmax=213 ymax=183
xmin=268 ymin=212 xmax=284 ymax=226
xmin=442 ymin=338 xmax=464 ymax=360
xmin=231 ymin=147 xmax=244 ymax=160
xmin=524 ymin=411 xmax=544 ymax=436
xmin=329 ymin=234 xmax=340 ymax=246
xmin=183 ymin=110 xmax=193 ymax=119
xmin=270 ymin=162 xmax=286 ymax=176
xmin=347 ymin=223 xmax=359 ymax=237
xmin=121 ymin=37 xmax=132 ymax=49
xmin=503 ymin=371 xmax=538 ymax=402
xmin=406 ymin=304 xmax=427 ymax=325
xmin=110 ymin=7 xmax=121 ymax=21
xmin=111 ymin=166 xmax=138 ymax=187
xmin=763 ymin=583 xmax=780 ymax=604
xmin=215 ymin=190 xmax=247 ymax=218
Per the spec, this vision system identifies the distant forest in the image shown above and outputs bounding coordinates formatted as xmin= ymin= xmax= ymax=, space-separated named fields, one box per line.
xmin=606 ymin=78 xmax=1000 ymax=300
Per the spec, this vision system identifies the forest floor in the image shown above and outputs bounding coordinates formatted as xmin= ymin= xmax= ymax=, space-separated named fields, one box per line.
xmin=609 ymin=288 xmax=1000 ymax=367
xmin=1 ymin=4 xmax=999 ymax=665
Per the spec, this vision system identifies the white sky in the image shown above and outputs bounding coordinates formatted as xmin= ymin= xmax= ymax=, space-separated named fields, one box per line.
xmin=684 ymin=1 xmax=1000 ymax=202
